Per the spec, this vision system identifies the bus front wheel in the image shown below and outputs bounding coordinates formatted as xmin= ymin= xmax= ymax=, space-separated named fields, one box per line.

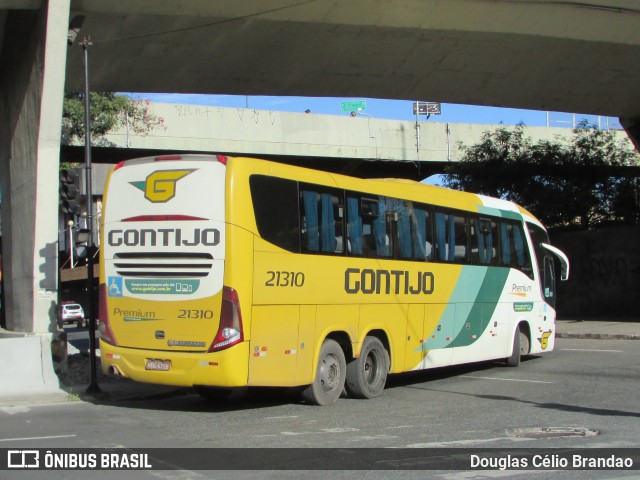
xmin=345 ymin=336 xmax=389 ymax=399
xmin=506 ymin=325 xmax=529 ymax=367
xmin=302 ymin=339 xmax=346 ymax=406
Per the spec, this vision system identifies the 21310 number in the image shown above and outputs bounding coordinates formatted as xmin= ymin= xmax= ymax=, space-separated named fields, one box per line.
xmin=265 ymin=271 xmax=305 ymax=287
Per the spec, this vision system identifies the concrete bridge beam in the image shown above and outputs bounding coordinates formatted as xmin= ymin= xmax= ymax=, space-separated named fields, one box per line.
xmin=621 ymin=117 xmax=640 ymax=152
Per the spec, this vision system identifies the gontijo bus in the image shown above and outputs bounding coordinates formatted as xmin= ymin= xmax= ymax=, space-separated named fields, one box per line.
xmin=99 ymin=154 xmax=569 ymax=405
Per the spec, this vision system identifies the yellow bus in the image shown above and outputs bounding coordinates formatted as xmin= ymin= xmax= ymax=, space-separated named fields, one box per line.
xmin=99 ymin=154 xmax=569 ymax=405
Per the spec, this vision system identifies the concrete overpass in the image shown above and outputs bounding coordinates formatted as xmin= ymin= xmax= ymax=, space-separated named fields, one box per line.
xmin=61 ymin=1 xmax=640 ymax=128
xmin=65 ymin=101 xmax=635 ymax=180
xmin=1 ymin=0 xmax=640 ymax=394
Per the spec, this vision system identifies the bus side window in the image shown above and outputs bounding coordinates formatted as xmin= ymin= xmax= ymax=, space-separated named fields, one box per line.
xmin=346 ymin=195 xmax=363 ymax=255
xmin=435 ymin=210 xmax=468 ymax=263
xmin=393 ymin=199 xmax=412 ymax=260
xmin=500 ymin=221 xmax=534 ymax=278
xmin=371 ymin=197 xmax=392 ymax=258
xmin=471 ymin=217 xmax=498 ymax=265
xmin=391 ymin=200 xmax=433 ymax=262
xmin=453 ymin=214 xmax=469 ymax=262
xmin=301 ymin=187 xmax=344 ymax=255
xmin=435 ymin=211 xmax=452 ymax=262
xmin=249 ymin=175 xmax=300 ymax=252
xmin=415 ymin=205 xmax=434 ymax=261
xmin=346 ymin=195 xmax=392 ymax=259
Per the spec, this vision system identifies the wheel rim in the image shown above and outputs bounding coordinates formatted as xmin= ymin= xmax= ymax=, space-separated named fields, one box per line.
xmin=319 ymin=353 xmax=341 ymax=393
xmin=520 ymin=332 xmax=530 ymax=355
xmin=363 ymin=351 xmax=380 ymax=385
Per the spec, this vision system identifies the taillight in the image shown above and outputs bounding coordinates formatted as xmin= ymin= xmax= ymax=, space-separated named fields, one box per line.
xmin=216 ymin=154 xmax=228 ymax=165
xmin=155 ymin=155 xmax=182 ymax=161
xmin=98 ymin=283 xmax=118 ymax=346
xmin=208 ymin=287 xmax=243 ymax=352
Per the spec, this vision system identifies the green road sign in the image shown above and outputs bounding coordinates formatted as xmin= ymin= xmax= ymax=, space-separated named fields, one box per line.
xmin=341 ymin=100 xmax=366 ymax=112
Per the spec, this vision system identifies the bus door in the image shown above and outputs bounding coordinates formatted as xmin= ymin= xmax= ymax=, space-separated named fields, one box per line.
xmin=542 ymin=256 xmax=556 ymax=309
xmin=541 ymin=242 xmax=570 ymax=309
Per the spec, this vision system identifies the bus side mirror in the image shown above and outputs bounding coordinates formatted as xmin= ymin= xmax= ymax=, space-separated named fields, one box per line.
xmin=541 ymin=243 xmax=570 ymax=281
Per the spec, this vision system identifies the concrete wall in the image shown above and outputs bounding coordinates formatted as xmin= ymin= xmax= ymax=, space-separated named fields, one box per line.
xmin=99 ymin=102 xmax=635 ymax=165
xmin=0 ymin=330 xmax=62 ymax=397
xmin=552 ymin=226 xmax=640 ymax=320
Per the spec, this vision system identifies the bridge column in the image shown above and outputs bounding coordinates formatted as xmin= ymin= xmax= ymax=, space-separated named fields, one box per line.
xmin=620 ymin=117 xmax=640 ymax=153
xmin=0 ymin=1 xmax=70 ymax=334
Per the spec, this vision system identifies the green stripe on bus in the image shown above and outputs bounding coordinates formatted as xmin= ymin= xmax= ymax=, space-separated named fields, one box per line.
xmin=449 ymin=267 xmax=510 ymax=348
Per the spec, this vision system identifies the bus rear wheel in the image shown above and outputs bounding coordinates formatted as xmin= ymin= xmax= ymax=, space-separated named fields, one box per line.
xmin=302 ymin=339 xmax=346 ymax=406
xmin=345 ymin=336 xmax=389 ymax=399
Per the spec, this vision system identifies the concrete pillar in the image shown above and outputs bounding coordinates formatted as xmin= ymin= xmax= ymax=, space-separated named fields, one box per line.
xmin=620 ymin=117 xmax=640 ymax=153
xmin=0 ymin=1 xmax=70 ymax=333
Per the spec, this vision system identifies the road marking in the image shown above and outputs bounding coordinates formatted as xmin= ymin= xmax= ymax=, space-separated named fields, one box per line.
xmin=321 ymin=427 xmax=359 ymax=433
xmin=560 ymin=348 xmax=623 ymax=353
xmin=0 ymin=434 xmax=76 ymax=442
xmin=462 ymin=375 xmax=553 ymax=384
xmin=406 ymin=436 xmax=529 ymax=447
xmin=280 ymin=427 xmax=360 ymax=436
xmin=439 ymin=470 xmax=536 ymax=479
xmin=0 ymin=406 xmax=31 ymax=415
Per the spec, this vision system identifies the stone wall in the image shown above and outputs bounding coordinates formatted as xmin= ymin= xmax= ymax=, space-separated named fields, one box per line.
xmin=551 ymin=226 xmax=640 ymax=320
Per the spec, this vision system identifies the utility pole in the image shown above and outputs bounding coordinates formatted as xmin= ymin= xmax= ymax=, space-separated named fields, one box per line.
xmin=81 ymin=36 xmax=101 ymax=396
xmin=68 ymin=15 xmax=101 ymax=395
xmin=68 ymin=220 xmax=74 ymax=267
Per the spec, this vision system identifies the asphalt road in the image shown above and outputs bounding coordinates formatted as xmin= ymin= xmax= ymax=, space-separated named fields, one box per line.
xmin=1 ymin=337 xmax=639 ymax=479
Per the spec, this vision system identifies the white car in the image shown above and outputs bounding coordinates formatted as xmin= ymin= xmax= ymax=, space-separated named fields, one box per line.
xmin=59 ymin=303 xmax=86 ymax=328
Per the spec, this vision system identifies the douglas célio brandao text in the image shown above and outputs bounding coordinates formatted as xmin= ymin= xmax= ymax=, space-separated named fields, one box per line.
xmin=470 ymin=453 xmax=634 ymax=470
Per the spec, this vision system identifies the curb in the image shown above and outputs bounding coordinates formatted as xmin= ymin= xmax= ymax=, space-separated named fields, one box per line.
xmin=556 ymin=333 xmax=640 ymax=341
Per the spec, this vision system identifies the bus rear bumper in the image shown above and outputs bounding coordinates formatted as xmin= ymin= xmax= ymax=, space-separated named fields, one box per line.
xmin=99 ymin=340 xmax=249 ymax=388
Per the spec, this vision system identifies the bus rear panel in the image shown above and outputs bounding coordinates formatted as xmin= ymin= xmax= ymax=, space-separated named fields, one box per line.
xmin=99 ymin=155 xmax=249 ymax=387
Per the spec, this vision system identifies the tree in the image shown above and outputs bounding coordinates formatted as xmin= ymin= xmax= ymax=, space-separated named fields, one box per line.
xmin=443 ymin=122 xmax=640 ymax=229
xmin=62 ymin=92 xmax=165 ymax=145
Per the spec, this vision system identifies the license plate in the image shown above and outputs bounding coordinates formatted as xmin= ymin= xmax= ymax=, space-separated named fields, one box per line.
xmin=145 ymin=359 xmax=171 ymax=371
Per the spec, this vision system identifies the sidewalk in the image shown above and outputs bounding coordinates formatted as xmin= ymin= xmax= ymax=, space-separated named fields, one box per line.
xmin=555 ymin=319 xmax=640 ymax=341
xmin=0 ymin=354 xmax=185 ymax=408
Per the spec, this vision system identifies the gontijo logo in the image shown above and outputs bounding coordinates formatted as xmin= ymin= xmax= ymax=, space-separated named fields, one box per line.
xmin=130 ymin=169 xmax=195 ymax=203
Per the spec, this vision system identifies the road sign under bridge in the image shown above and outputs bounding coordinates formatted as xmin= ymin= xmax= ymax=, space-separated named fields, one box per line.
xmin=414 ymin=102 xmax=441 ymax=115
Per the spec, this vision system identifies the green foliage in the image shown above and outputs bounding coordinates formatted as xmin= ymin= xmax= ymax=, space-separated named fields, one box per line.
xmin=443 ymin=122 xmax=640 ymax=229
xmin=62 ymin=92 xmax=165 ymax=144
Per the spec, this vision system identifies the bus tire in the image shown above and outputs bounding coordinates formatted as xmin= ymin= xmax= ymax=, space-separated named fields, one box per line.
xmin=506 ymin=325 xmax=528 ymax=367
xmin=345 ymin=336 xmax=389 ymax=399
xmin=302 ymin=339 xmax=346 ymax=406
